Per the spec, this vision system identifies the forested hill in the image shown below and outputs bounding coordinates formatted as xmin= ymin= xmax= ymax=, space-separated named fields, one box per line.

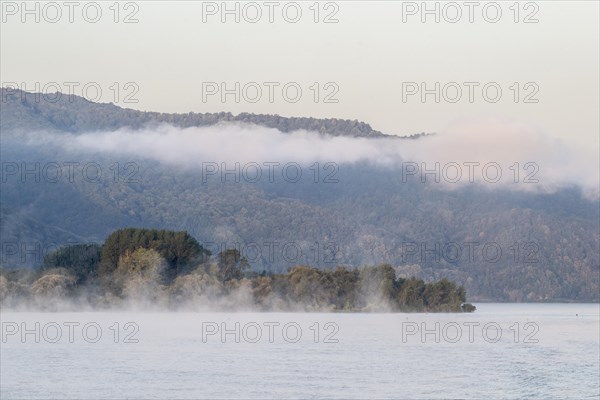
xmin=1 ymin=89 xmax=598 ymax=302
xmin=0 ymin=228 xmax=474 ymax=312
xmin=0 ymin=88 xmax=399 ymax=138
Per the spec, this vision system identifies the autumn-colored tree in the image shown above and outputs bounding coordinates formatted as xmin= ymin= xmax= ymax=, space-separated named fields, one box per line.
xmin=217 ymin=249 xmax=249 ymax=281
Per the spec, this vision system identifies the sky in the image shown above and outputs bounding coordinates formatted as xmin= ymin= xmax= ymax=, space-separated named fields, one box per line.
xmin=1 ymin=1 xmax=599 ymax=146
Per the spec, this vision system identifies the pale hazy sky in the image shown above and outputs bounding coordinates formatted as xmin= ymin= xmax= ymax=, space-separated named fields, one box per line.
xmin=1 ymin=1 xmax=598 ymax=144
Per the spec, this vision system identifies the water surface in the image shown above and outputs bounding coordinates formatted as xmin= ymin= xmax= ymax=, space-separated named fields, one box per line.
xmin=1 ymin=303 xmax=598 ymax=399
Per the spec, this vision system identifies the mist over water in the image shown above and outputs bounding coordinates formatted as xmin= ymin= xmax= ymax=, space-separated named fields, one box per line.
xmin=1 ymin=304 xmax=598 ymax=399
xmin=0 ymin=263 xmax=412 ymax=313
xmin=2 ymin=0 xmax=598 ymax=397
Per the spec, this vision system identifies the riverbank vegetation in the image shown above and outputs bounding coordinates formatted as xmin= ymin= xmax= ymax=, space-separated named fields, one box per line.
xmin=0 ymin=228 xmax=475 ymax=312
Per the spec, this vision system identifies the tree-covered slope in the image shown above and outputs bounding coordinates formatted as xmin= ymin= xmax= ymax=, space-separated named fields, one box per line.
xmin=1 ymin=89 xmax=598 ymax=302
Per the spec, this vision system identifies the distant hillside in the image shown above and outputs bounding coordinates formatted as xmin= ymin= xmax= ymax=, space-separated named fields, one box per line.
xmin=0 ymin=88 xmax=401 ymax=138
xmin=1 ymin=89 xmax=598 ymax=302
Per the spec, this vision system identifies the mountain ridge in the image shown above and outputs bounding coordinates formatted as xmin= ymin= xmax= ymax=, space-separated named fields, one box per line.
xmin=1 ymin=88 xmax=433 ymax=139
xmin=1 ymin=88 xmax=598 ymax=302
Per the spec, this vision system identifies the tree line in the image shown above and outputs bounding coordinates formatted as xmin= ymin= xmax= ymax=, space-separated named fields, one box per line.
xmin=1 ymin=228 xmax=475 ymax=312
